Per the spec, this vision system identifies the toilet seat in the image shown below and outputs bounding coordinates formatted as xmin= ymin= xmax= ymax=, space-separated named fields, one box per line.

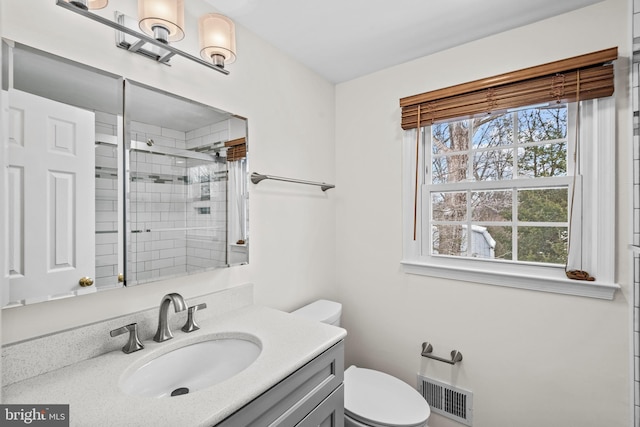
xmin=344 ymin=366 xmax=430 ymax=427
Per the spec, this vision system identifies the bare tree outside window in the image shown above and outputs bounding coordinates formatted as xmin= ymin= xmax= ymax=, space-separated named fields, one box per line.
xmin=429 ymin=105 xmax=568 ymax=265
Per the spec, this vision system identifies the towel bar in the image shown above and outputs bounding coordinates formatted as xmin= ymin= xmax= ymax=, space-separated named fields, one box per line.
xmin=251 ymin=172 xmax=335 ymax=192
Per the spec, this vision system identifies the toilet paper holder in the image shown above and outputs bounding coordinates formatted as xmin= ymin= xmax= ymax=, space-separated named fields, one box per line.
xmin=421 ymin=342 xmax=463 ymax=365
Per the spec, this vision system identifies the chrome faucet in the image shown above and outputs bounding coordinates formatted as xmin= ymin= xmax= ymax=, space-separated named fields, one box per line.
xmin=153 ymin=293 xmax=187 ymax=342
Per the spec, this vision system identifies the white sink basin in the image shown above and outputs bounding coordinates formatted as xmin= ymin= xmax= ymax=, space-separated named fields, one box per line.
xmin=120 ymin=337 xmax=261 ymax=398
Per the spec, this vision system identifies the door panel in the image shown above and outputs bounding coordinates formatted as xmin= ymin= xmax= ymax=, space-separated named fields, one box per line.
xmin=5 ymin=89 xmax=95 ymax=304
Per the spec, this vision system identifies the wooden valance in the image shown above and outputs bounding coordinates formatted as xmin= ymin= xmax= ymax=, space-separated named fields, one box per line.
xmin=225 ymin=137 xmax=246 ymax=161
xmin=400 ymin=47 xmax=617 ymax=130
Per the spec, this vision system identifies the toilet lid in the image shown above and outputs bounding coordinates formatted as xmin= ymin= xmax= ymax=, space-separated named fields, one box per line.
xmin=344 ymin=366 xmax=430 ymax=427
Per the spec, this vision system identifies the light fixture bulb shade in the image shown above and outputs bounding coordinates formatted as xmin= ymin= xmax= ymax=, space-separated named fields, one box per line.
xmin=138 ymin=0 xmax=185 ymax=42
xmin=199 ymin=14 xmax=237 ymax=66
xmin=65 ymin=0 xmax=108 ymax=9
xmin=87 ymin=0 xmax=108 ymax=9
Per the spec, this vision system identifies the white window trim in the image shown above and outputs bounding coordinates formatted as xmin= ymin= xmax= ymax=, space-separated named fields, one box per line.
xmin=401 ymin=97 xmax=619 ymax=300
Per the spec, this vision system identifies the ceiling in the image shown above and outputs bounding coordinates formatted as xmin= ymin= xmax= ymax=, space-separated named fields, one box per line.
xmin=207 ymin=0 xmax=604 ymax=83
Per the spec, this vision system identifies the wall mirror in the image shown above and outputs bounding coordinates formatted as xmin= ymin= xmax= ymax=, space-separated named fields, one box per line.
xmin=2 ymin=40 xmax=249 ymax=307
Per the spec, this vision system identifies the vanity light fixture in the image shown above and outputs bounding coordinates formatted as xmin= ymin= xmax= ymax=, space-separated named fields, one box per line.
xmin=55 ymin=0 xmax=235 ymax=75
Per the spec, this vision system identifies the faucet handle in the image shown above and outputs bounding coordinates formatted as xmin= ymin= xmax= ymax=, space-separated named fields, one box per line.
xmin=110 ymin=323 xmax=144 ymax=354
xmin=182 ymin=303 xmax=207 ymax=333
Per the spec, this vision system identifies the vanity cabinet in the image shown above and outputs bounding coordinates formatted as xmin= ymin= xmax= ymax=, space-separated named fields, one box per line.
xmin=216 ymin=340 xmax=344 ymax=427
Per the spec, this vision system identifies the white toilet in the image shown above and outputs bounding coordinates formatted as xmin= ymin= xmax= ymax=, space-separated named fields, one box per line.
xmin=291 ymin=300 xmax=431 ymax=427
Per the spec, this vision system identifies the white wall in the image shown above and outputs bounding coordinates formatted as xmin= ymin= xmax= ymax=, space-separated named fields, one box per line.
xmin=2 ymin=0 xmax=635 ymax=425
xmin=0 ymin=0 xmax=337 ymax=343
xmin=335 ymin=1 xmax=632 ymax=426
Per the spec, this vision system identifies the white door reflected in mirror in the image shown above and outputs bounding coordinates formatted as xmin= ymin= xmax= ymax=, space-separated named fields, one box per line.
xmin=6 ymin=89 xmax=96 ymax=304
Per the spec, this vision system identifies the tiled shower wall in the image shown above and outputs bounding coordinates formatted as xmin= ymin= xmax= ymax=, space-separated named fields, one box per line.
xmin=91 ymin=113 xmax=231 ymax=287
xmin=128 ymin=120 xmax=229 ymax=285
xmin=633 ymin=0 xmax=640 ymax=423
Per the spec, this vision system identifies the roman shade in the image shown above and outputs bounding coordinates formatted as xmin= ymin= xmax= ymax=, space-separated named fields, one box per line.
xmin=225 ymin=137 xmax=246 ymax=161
xmin=400 ymin=47 xmax=618 ymax=130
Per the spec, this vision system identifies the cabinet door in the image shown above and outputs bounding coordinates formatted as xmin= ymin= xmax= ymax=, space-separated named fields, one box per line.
xmin=296 ymin=385 xmax=344 ymax=427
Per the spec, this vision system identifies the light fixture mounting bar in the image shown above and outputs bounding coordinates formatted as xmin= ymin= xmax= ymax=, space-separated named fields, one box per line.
xmin=127 ymin=38 xmax=147 ymax=53
xmin=157 ymin=50 xmax=176 ymax=64
xmin=55 ymin=0 xmax=230 ymax=75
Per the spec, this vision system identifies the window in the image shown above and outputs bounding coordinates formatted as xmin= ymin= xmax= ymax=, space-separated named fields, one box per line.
xmin=400 ymin=49 xmax=619 ymax=299
xmin=428 ymin=104 xmax=570 ymax=265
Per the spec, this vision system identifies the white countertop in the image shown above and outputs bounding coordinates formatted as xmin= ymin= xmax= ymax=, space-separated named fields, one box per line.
xmin=2 ymin=305 xmax=346 ymax=427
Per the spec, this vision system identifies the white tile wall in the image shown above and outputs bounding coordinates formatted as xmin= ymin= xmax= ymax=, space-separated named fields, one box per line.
xmin=91 ymin=116 xmax=231 ymax=286
xmin=128 ymin=121 xmax=229 ymax=285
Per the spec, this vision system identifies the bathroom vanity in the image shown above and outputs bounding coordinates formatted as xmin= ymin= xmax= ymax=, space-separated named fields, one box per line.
xmin=2 ymin=286 xmax=346 ymax=426
xmin=217 ymin=340 xmax=344 ymax=426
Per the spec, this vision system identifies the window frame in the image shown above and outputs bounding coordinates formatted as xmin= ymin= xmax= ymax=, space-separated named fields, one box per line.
xmin=401 ymin=97 xmax=619 ymax=299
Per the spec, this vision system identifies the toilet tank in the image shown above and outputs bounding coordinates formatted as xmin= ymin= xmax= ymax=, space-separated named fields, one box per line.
xmin=291 ymin=300 xmax=342 ymax=326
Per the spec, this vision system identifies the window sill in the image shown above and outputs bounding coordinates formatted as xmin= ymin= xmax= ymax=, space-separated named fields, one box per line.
xmin=401 ymin=260 xmax=619 ymax=300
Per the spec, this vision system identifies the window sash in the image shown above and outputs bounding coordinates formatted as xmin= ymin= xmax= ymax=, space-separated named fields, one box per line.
xmin=427 ymin=188 xmax=571 ymax=265
xmin=422 ymin=104 xmax=573 ymax=266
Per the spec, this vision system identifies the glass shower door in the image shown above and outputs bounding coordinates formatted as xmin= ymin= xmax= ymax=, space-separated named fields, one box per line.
xmin=124 ymin=80 xmax=236 ymax=286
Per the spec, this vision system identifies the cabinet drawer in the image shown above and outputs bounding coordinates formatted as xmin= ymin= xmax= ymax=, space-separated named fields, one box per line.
xmin=216 ymin=340 xmax=344 ymax=427
xmin=296 ymin=385 xmax=344 ymax=427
